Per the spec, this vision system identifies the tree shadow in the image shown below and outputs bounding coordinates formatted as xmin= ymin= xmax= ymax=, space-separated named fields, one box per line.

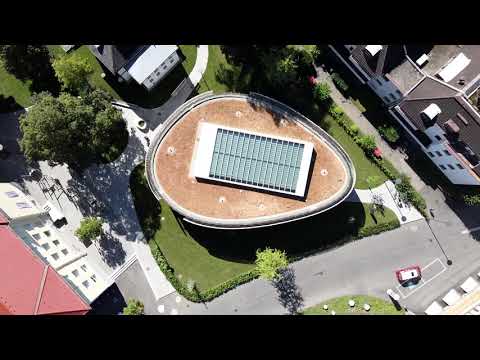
xmin=272 ymin=267 xmax=304 ymax=315
xmin=98 ymin=230 xmax=127 ymax=268
xmin=0 ymin=95 xmax=22 ymax=113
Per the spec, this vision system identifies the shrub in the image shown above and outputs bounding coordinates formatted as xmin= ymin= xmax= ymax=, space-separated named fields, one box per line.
xmin=313 ymin=82 xmax=331 ymax=102
xmin=379 ymin=125 xmax=400 ymax=144
xmin=395 ymin=174 xmax=428 ymax=217
xmin=464 ymin=194 xmax=480 ymax=206
xmin=357 ymin=135 xmax=377 ymax=153
xmin=331 ymin=72 xmax=349 ymax=92
xmin=349 ymin=123 xmax=359 ymax=136
xmin=328 ymin=104 xmax=344 ymax=119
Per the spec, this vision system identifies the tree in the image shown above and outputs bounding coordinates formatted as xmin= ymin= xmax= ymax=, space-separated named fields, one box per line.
xmin=378 ymin=125 xmax=400 ymax=144
xmin=255 ymin=248 xmax=289 ymax=281
xmin=122 ymin=299 xmax=144 ymax=315
xmin=313 ymin=82 xmax=331 ymax=102
xmin=75 ymin=217 xmax=103 ymax=243
xmin=0 ymin=45 xmax=52 ymax=81
xmin=19 ymin=89 xmax=126 ymax=169
xmin=52 ymin=54 xmax=93 ymax=94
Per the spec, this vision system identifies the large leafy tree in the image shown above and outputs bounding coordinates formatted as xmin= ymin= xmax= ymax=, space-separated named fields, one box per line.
xmin=0 ymin=45 xmax=53 ymax=81
xmin=255 ymin=248 xmax=289 ymax=281
xmin=123 ymin=299 xmax=144 ymax=315
xmin=19 ymin=89 xmax=126 ymax=169
xmin=52 ymin=54 xmax=93 ymax=94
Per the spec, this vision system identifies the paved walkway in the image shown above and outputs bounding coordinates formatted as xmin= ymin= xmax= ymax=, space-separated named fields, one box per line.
xmin=347 ymin=180 xmax=423 ymax=224
xmin=189 ymin=45 xmax=209 ymax=87
xmin=314 ymin=66 xmax=427 ymax=191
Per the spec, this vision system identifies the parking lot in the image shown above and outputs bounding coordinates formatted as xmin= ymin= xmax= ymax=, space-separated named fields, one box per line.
xmin=396 ymin=258 xmax=447 ymax=299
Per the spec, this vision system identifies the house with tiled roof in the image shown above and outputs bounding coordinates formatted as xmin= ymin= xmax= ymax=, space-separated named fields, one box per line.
xmin=330 ymin=44 xmax=480 ymax=186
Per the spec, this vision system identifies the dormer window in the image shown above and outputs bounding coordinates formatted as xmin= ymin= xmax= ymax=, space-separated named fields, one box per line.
xmin=421 ymin=103 xmax=441 ymax=121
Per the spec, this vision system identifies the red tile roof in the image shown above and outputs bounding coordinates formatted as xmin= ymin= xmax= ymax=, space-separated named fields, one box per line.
xmin=0 ymin=224 xmax=90 ymax=315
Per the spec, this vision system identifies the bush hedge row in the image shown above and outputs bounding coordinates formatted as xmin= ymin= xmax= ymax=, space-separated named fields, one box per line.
xmin=327 ymin=102 xmax=428 ymax=218
xmin=151 ymin=244 xmax=258 ymax=303
xmin=356 ymin=219 xmax=400 ymax=238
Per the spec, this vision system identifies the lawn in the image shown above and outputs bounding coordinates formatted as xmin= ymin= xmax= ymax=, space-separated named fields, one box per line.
xmin=196 ymin=45 xmax=239 ymax=94
xmin=48 ymin=45 xmax=198 ymax=108
xmin=303 ymin=295 xmax=404 ymax=315
xmin=0 ymin=61 xmax=34 ymax=108
xmin=320 ymin=114 xmax=388 ymax=189
xmin=130 ymin=164 xmax=399 ymax=292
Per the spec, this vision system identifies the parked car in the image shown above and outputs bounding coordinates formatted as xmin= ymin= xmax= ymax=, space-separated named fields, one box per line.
xmin=396 ymin=266 xmax=421 ymax=286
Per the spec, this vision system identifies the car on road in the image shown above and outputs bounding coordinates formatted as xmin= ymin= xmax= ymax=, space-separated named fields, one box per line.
xmin=396 ymin=266 xmax=421 ymax=286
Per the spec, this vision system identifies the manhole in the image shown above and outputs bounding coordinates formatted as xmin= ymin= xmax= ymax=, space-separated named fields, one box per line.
xmin=167 ymin=146 xmax=176 ymax=156
xmin=146 ymin=266 xmax=150 ymax=271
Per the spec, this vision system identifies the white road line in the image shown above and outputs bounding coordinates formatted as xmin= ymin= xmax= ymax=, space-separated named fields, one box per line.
xmin=396 ymin=258 xmax=447 ymax=299
xmin=461 ymin=226 xmax=480 ymax=235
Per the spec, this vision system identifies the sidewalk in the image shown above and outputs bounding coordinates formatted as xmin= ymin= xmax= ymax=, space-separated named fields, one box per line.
xmin=346 ymin=180 xmax=424 ymax=225
xmin=315 ymin=66 xmax=427 ymax=192
xmin=189 ymin=45 xmax=209 ymax=87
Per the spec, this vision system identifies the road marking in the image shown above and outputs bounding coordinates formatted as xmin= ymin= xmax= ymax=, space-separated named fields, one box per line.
xmin=396 ymin=258 xmax=447 ymax=299
xmin=461 ymin=226 xmax=480 ymax=235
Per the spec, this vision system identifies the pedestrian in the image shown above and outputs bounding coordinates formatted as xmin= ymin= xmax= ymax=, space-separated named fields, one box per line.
xmin=429 ymin=208 xmax=435 ymax=218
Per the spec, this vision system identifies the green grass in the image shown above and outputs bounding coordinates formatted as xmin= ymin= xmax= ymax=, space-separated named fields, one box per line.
xmin=48 ymin=45 xmax=198 ymax=108
xmin=130 ymin=164 xmax=399 ymax=292
xmin=196 ymin=45 xmax=238 ymax=94
xmin=0 ymin=61 xmax=34 ymax=108
xmin=320 ymin=114 xmax=388 ymax=189
xmin=303 ymin=295 xmax=404 ymax=315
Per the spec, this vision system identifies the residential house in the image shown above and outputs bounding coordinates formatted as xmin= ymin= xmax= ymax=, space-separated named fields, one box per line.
xmin=88 ymin=45 xmax=182 ymax=91
xmin=330 ymin=45 xmax=480 ymax=186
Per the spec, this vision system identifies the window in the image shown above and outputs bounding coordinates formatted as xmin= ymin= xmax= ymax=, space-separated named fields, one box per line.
xmin=149 ymin=78 xmax=154 ymax=83
xmin=90 ymin=274 xmax=97 ymax=283
xmin=435 ymin=151 xmax=443 ymax=157
xmin=456 ymin=163 xmax=464 ymax=169
xmin=162 ymin=64 xmax=167 ymax=70
xmin=443 ymin=150 xmax=451 ymax=156
xmin=428 ymin=152 xmax=435 ymax=158
xmin=5 ymin=191 xmax=18 ymax=198
xmin=82 ymin=280 xmax=89 ymax=289
xmin=43 ymin=230 xmax=51 ymax=237
xmin=53 ymin=240 xmax=60 ymax=246
xmin=389 ymin=93 xmax=396 ymax=101
xmin=169 ymin=58 xmax=175 ymax=64
xmin=447 ymin=164 xmax=455 ymax=170
xmin=376 ymin=79 xmax=383 ymax=86
xmin=395 ymin=90 xmax=402 ymax=96
xmin=42 ymin=243 xmax=50 ymax=251
xmin=80 ymin=264 xmax=88 ymax=272
xmin=383 ymin=96 xmax=390 ymax=102
xmin=61 ymin=248 xmax=68 ymax=255
xmin=51 ymin=253 xmax=59 ymax=261
xmin=435 ymin=135 xmax=442 ymax=141
xmin=439 ymin=165 xmax=447 ymax=170
xmin=31 ymin=233 xmax=41 ymax=240
xmin=72 ymin=269 xmax=79 ymax=277
xmin=16 ymin=202 xmax=32 ymax=209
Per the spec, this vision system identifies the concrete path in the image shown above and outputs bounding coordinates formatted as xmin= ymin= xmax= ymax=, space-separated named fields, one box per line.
xmin=189 ymin=45 xmax=209 ymax=87
xmin=347 ymin=180 xmax=424 ymax=225
xmin=314 ymin=66 xmax=427 ymax=191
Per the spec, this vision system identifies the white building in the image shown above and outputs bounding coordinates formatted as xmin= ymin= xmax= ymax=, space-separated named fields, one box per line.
xmin=0 ymin=183 xmax=110 ymax=303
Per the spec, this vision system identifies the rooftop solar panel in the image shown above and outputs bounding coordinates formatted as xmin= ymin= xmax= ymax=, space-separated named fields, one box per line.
xmin=193 ymin=123 xmax=314 ymax=197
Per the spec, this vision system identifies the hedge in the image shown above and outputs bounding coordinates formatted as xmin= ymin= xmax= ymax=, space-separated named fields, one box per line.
xmin=464 ymin=194 xmax=480 ymax=206
xmin=150 ymin=244 xmax=258 ymax=303
xmin=356 ymin=219 xmax=400 ymax=238
xmin=331 ymin=72 xmax=349 ymax=92
xmin=328 ymin=102 xmax=428 ymax=218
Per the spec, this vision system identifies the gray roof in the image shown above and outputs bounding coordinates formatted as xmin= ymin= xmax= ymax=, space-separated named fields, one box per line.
xmin=399 ymin=78 xmax=480 ymax=158
xmin=88 ymin=45 xmax=147 ymax=75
